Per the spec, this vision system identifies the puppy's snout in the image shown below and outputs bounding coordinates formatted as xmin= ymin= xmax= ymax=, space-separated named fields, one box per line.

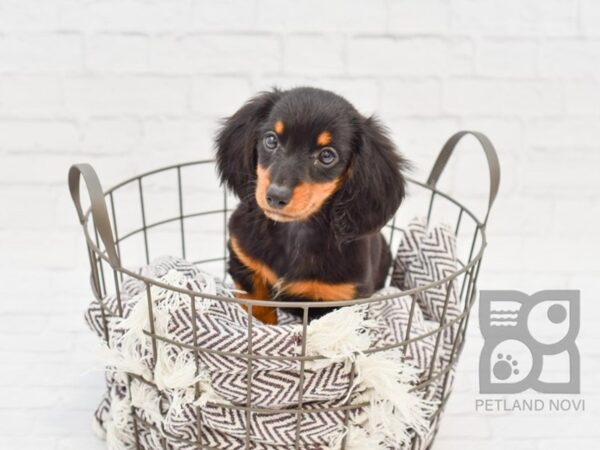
xmin=266 ymin=184 xmax=292 ymax=209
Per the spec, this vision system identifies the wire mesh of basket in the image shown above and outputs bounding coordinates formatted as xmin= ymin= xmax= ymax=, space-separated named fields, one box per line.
xmin=69 ymin=131 xmax=500 ymax=450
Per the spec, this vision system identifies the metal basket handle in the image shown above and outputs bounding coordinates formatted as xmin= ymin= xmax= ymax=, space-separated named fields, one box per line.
xmin=426 ymin=131 xmax=501 ymax=225
xmin=68 ymin=163 xmax=121 ymax=269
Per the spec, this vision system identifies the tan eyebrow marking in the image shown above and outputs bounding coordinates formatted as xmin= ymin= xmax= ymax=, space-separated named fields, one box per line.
xmin=317 ymin=131 xmax=332 ymax=146
xmin=274 ymin=120 xmax=284 ymax=135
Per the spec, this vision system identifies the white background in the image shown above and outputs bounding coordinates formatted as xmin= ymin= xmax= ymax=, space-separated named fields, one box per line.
xmin=1 ymin=1 xmax=599 ymax=449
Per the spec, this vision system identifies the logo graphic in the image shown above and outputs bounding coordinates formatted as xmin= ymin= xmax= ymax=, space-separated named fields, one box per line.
xmin=479 ymin=290 xmax=580 ymax=394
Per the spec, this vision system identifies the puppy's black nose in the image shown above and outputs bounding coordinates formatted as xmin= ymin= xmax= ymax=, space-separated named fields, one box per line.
xmin=266 ymin=184 xmax=292 ymax=209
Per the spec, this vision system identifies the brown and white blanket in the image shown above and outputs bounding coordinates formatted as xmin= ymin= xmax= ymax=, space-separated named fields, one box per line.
xmin=85 ymin=218 xmax=461 ymax=450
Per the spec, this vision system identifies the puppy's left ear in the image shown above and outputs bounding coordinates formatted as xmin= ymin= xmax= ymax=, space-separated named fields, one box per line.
xmin=333 ymin=115 xmax=407 ymax=240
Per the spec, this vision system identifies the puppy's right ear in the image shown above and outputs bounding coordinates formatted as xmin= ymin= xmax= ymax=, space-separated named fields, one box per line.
xmin=216 ymin=89 xmax=282 ymax=199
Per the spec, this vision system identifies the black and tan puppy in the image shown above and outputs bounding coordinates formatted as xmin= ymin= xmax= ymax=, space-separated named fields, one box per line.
xmin=216 ymin=87 xmax=407 ymax=324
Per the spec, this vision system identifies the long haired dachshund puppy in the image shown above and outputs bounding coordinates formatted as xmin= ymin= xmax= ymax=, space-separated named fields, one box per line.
xmin=216 ymin=87 xmax=407 ymax=324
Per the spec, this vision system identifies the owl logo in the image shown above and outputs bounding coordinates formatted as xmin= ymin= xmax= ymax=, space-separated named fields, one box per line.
xmin=479 ymin=290 xmax=580 ymax=394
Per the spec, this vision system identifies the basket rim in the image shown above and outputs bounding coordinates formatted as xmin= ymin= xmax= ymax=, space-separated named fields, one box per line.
xmin=81 ymin=159 xmax=488 ymax=308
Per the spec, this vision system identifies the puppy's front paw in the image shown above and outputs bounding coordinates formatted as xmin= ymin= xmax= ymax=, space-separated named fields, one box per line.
xmin=242 ymin=304 xmax=278 ymax=325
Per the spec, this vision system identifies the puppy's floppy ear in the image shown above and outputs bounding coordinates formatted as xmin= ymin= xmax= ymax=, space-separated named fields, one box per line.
xmin=333 ymin=115 xmax=407 ymax=240
xmin=215 ymin=89 xmax=282 ymax=198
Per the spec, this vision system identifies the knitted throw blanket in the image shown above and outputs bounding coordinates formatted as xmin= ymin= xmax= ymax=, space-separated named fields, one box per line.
xmin=85 ymin=218 xmax=461 ymax=450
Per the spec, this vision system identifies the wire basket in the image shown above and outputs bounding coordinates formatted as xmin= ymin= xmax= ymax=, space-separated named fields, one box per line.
xmin=69 ymin=131 xmax=500 ymax=449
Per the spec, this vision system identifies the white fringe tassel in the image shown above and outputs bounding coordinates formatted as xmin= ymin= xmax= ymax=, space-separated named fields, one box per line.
xmin=98 ymin=269 xmax=222 ymax=448
xmin=105 ymin=393 xmax=136 ymax=450
xmin=130 ymin=379 xmax=162 ymax=426
xmin=305 ymin=305 xmax=378 ymax=369
xmin=306 ymin=305 xmax=435 ymax=450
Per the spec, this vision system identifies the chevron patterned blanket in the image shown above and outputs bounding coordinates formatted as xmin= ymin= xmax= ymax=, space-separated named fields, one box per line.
xmin=85 ymin=218 xmax=461 ymax=450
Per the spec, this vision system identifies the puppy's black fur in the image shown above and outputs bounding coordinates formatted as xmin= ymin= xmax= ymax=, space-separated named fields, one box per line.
xmin=216 ymin=87 xmax=407 ymax=323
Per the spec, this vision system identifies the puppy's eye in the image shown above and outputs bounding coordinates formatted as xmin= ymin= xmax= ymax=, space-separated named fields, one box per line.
xmin=317 ymin=147 xmax=338 ymax=166
xmin=263 ymin=132 xmax=279 ymax=151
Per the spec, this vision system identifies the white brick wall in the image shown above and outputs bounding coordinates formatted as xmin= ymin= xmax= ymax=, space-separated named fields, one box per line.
xmin=0 ymin=1 xmax=598 ymax=449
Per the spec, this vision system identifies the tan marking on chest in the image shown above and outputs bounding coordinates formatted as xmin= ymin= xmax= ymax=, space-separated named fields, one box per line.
xmin=229 ymin=236 xmax=278 ymax=285
xmin=281 ymin=280 xmax=357 ymax=301
xmin=231 ymin=245 xmax=279 ymax=325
